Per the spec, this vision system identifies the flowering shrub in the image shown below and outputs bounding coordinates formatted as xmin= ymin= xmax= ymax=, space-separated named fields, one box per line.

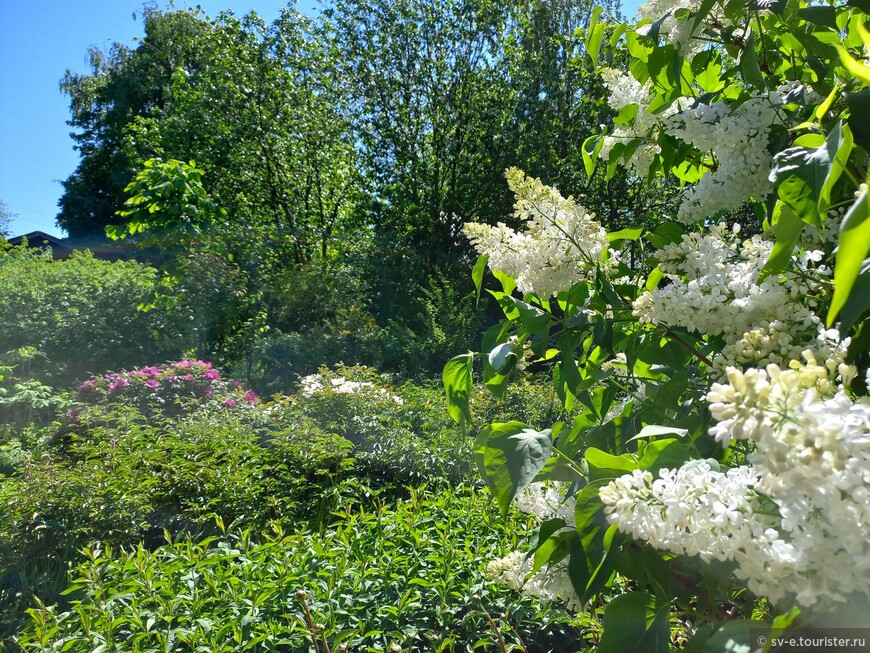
xmin=446 ymin=0 xmax=870 ymax=649
xmin=73 ymin=360 xmax=259 ymax=419
xmin=281 ymin=365 xmax=474 ymax=486
xmin=299 ymin=370 xmax=404 ymax=403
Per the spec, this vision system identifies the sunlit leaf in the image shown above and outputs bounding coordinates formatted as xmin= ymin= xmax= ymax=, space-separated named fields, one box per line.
xmin=760 ymin=202 xmax=804 ymax=279
xmin=829 ymin=187 xmax=870 ymax=325
xmin=474 ymin=422 xmax=552 ymax=515
xmin=442 ymin=353 xmax=474 ymax=426
xmin=471 ymin=254 xmax=489 ymax=307
xmin=587 ymin=6 xmax=606 ymax=66
xmin=598 ymin=591 xmax=670 ymax=653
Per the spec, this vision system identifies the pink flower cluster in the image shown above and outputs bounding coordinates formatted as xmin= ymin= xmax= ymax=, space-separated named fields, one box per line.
xmin=74 ymin=360 xmax=259 ymax=416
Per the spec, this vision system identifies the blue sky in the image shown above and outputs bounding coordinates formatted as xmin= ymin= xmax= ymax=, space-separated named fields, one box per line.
xmin=0 ymin=1 xmax=319 ymax=238
xmin=1 ymin=0 xmax=640 ymax=239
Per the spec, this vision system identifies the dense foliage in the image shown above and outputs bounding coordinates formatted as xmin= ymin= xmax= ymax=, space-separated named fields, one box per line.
xmin=5 ymin=0 xmax=869 ymax=650
xmin=17 ymin=488 xmax=594 ymax=653
xmin=1 ymin=361 xmax=588 ymax=651
xmin=54 ymin=0 xmax=651 ymax=379
xmin=446 ymin=0 xmax=870 ymax=649
xmin=0 ymin=245 xmax=193 ymax=385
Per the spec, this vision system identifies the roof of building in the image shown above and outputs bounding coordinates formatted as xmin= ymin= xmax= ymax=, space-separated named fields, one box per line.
xmin=5 ymin=231 xmax=134 ymax=261
xmin=5 ymin=230 xmax=71 ymax=249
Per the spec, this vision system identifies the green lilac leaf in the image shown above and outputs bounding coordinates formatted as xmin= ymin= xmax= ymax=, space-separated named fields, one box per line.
xmin=474 ymin=422 xmax=553 ymax=515
xmin=838 ymin=258 xmax=870 ymax=335
xmin=442 ymin=353 xmax=474 ymax=426
xmin=598 ymin=591 xmax=671 ymax=653
xmin=829 ymin=187 xmax=870 ymax=325
xmin=471 ymin=254 xmax=489 ymax=307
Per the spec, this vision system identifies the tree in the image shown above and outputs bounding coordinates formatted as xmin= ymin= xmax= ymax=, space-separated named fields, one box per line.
xmin=108 ymin=158 xmax=224 ymax=249
xmin=0 ymin=200 xmax=12 ymax=238
xmin=60 ymin=8 xmax=367 ymax=363
xmin=123 ymin=9 xmax=360 ymax=269
xmin=58 ymin=9 xmax=213 ymax=237
xmin=60 ymin=8 xmax=361 ymax=272
xmin=325 ymin=0 xmax=517 ymax=273
xmin=324 ymin=0 xmax=637 ymax=321
xmin=504 ymin=1 xmax=606 ymax=186
xmin=501 ymin=0 xmax=663 ymax=232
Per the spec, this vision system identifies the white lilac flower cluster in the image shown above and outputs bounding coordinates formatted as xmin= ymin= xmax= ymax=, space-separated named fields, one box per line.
xmin=298 ymin=373 xmax=403 ymax=404
xmin=631 ymin=223 xmax=839 ymax=370
xmin=598 ymin=68 xmax=678 ymax=175
xmin=464 ymin=168 xmax=612 ymax=296
xmin=634 ymin=0 xmax=718 ymax=54
xmin=797 ymin=208 xmax=843 ymax=255
xmin=601 ymin=358 xmax=870 ymax=607
xmin=705 ymin=353 xmax=856 ymax=446
xmin=599 ymin=462 xmax=765 ymax=559
xmin=486 ymin=552 xmax=581 ymax=609
xmin=599 ymin=68 xmax=654 ymax=119
xmin=665 ymin=97 xmax=779 ymax=223
xmin=486 ymin=483 xmax=582 ymax=609
xmin=601 ymin=352 xmax=630 ymax=379
xmin=599 ymin=60 xmax=788 ymax=223
xmin=514 ymin=481 xmax=577 ymax=525
xmin=507 ymin=334 xmax=534 ymax=372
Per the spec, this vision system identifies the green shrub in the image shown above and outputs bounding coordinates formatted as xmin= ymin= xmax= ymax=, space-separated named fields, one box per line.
xmin=241 ymin=305 xmax=386 ymax=394
xmin=0 ymin=437 xmax=28 ymax=477
xmin=18 ymin=485 xmax=594 ymax=652
xmin=377 ymin=276 xmax=484 ymax=376
xmin=0 ymin=246 xmax=193 ymax=385
xmin=0 ymin=348 xmax=72 ymax=429
xmin=0 ymin=406 xmax=357 ymax=641
xmin=261 ymin=261 xmax=369 ymax=336
xmin=473 ymin=372 xmax=575 ymax=433
xmin=276 ymin=365 xmax=476 ymax=487
xmin=233 ymin=272 xmax=484 ymax=390
xmin=272 ymin=364 xmax=575 ymax=490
